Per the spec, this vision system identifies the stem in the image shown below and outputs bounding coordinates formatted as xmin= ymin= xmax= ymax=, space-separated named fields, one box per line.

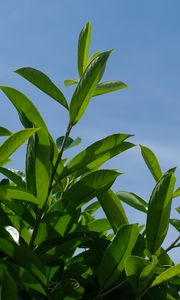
xmin=158 ymin=235 xmax=180 ymax=259
xmin=94 ymin=279 xmax=127 ymax=299
xmin=29 ymin=122 xmax=72 ymax=248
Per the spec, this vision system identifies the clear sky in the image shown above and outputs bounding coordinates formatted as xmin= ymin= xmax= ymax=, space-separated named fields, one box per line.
xmin=0 ymin=1 xmax=180 ymax=261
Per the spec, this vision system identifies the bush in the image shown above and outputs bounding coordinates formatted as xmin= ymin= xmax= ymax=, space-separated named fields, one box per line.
xmin=0 ymin=21 xmax=179 ymax=300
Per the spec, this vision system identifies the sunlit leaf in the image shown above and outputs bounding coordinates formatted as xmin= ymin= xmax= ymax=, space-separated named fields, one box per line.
xmin=173 ymin=187 xmax=180 ymax=198
xmin=15 ymin=67 xmax=68 ymax=109
xmin=78 ymin=21 xmax=92 ymax=76
xmin=146 ymin=168 xmax=176 ymax=254
xmin=93 ymin=80 xmax=128 ymax=96
xmin=70 ymin=50 xmax=112 ymax=125
xmin=151 ymin=264 xmax=180 ymax=287
xmin=98 ymin=189 xmax=128 ymax=233
xmin=140 ymin=145 xmax=162 ymax=182
xmin=98 ymin=224 xmax=139 ymax=290
xmin=64 ymin=79 xmax=78 ymax=87
xmin=0 ymin=128 xmax=39 ymax=166
xmin=117 ymin=191 xmax=148 ymax=213
xmin=0 ymin=185 xmax=39 ymax=205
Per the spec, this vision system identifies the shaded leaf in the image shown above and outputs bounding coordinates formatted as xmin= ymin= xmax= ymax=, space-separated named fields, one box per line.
xmin=60 ymin=133 xmax=134 ymax=179
xmin=70 ymin=50 xmax=112 ymax=125
xmin=1 ymin=268 xmax=18 ymax=300
xmin=0 ymin=167 xmax=26 ymax=187
xmin=170 ymin=219 xmax=180 ymax=232
xmin=176 ymin=206 xmax=180 ymax=214
xmin=0 ymin=128 xmax=39 ymax=166
xmin=146 ymin=168 xmax=176 ymax=254
xmin=86 ymin=218 xmax=111 ymax=233
xmin=56 ymin=136 xmax=81 ymax=151
xmin=84 ymin=201 xmax=100 ymax=214
xmin=98 ymin=224 xmax=139 ymax=290
xmin=78 ymin=21 xmax=92 ymax=76
xmin=15 ymin=67 xmax=68 ymax=109
xmin=93 ymin=80 xmax=128 ymax=96
xmin=139 ymin=256 xmax=158 ymax=292
xmin=0 ymin=126 xmax=12 ymax=136
xmin=140 ymin=145 xmax=162 ymax=182
xmin=151 ymin=264 xmax=180 ymax=287
xmin=98 ymin=189 xmax=128 ymax=233
xmin=117 ymin=191 xmax=148 ymax=213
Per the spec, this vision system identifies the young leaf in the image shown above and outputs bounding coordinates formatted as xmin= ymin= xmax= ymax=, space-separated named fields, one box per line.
xmin=93 ymin=80 xmax=128 ymax=97
xmin=146 ymin=168 xmax=176 ymax=254
xmin=117 ymin=191 xmax=148 ymax=213
xmin=98 ymin=224 xmax=139 ymax=291
xmin=97 ymin=189 xmax=128 ymax=233
xmin=0 ymin=126 xmax=12 ymax=136
xmin=0 ymin=86 xmax=48 ymax=130
xmin=15 ymin=67 xmax=68 ymax=109
xmin=70 ymin=50 xmax=112 ymax=125
xmin=78 ymin=21 xmax=92 ymax=76
xmin=140 ymin=145 xmax=162 ymax=182
xmin=64 ymin=79 xmax=79 ymax=87
xmin=151 ymin=264 xmax=180 ymax=287
xmin=59 ymin=133 xmax=134 ymax=179
xmin=0 ymin=128 xmax=39 ymax=166
xmin=0 ymin=185 xmax=39 ymax=205
xmin=173 ymin=187 xmax=180 ymax=198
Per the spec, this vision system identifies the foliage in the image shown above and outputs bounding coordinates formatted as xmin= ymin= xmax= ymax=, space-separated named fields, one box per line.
xmin=0 ymin=21 xmax=179 ymax=300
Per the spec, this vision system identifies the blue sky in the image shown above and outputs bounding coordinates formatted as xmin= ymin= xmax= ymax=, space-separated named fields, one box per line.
xmin=0 ymin=1 xmax=180 ymax=261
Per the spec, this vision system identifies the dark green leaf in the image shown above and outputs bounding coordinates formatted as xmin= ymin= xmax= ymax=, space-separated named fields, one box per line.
xmin=0 ymin=185 xmax=39 ymax=205
xmin=98 ymin=224 xmax=139 ymax=290
xmin=0 ymin=167 xmax=26 ymax=187
xmin=93 ymin=80 xmax=128 ymax=96
xmin=52 ymin=279 xmax=84 ymax=300
xmin=78 ymin=21 xmax=92 ymax=76
xmin=176 ymin=206 xmax=180 ymax=214
xmin=60 ymin=133 xmax=134 ymax=179
xmin=139 ymin=256 xmax=158 ymax=292
xmin=84 ymin=201 xmax=100 ymax=214
xmin=1 ymin=268 xmax=18 ymax=300
xmin=151 ymin=264 xmax=180 ymax=287
xmin=86 ymin=218 xmax=111 ymax=233
xmin=56 ymin=136 xmax=81 ymax=151
xmin=0 ymin=126 xmax=12 ymax=136
xmin=0 ymin=128 xmax=39 ymax=166
xmin=98 ymin=189 xmax=128 ymax=233
xmin=87 ymin=51 xmax=101 ymax=65
xmin=170 ymin=219 xmax=180 ymax=232
xmin=15 ymin=67 xmax=68 ymax=109
xmin=64 ymin=79 xmax=79 ymax=87
xmin=140 ymin=145 xmax=162 ymax=182
xmin=117 ymin=191 xmax=148 ymax=213
xmin=70 ymin=50 xmax=112 ymax=125
xmin=146 ymin=168 xmax=176 ymax=254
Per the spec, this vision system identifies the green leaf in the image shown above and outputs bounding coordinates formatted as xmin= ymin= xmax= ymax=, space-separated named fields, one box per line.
xmin=140 ymin=145 xmax=162 ymax=182
xmin=87 ymin=51 xmax=101 ymax=66
xmin=146 ymin=168 xmax=176 ymax=254
xmin=0 ymin=86 xmax=48 ymax=130
xmin=98 ymin=224 xmax=139 ymax=290
xmin=86 ymin=219 xmax=111 ymax=233
xmin=52 ymin=279 xmax=84 ymax=300
xmin=0 ymin=185 xmax=39 ymax=205
xmin=70 ymin=50 xmax=112 ymax=125
xmin=64 ymin=79 xmax=79 ymax=87
xmin=26 ymin=129 xmax=51 ymax=207
xmin=170 ymin=219 xmax=180 ymax=232
xmin=125 ymin=255 xmax=149 ymax=291
xmin=60 ymin=133 xmax=134 ymax=179
xmin=173 ymin=187 xmax=180 ymax=198
xmin=0 ymin=237 xmax=46 ymax=285
xmin=62 ymin=169 xmax=120 ymax=209
xmin=117 ymin=191 xmax=148 ymax=213
xmin=84 ymin=201 xmax=100 ymax=214
xmin=15 ymin=67 xmax=68 ymax=109
xmin=139 ymin=256 xmax=158 ymax=292
xmin=98 ymin=189 xmax=128 ymax=233
xmin=78 ymin=21 xmax=92 ymax=76
xmin=0 ymin=128 xmax=39 ymax=166
xmin=151 ymin=264 xmax=180 ymax=287
xmin=0 ymin=126 xmax=12 ymax=136
xmin=176 ymin=206 xmax=180 ymax=214
xmin=56 ymin=136 xmax=81 ymax=151
xmin=1 ymin=268 xmax=18 ymax=300
xmin=0 ymin=167 xmax=26 ymax=187
xmin=93 ymin=80 xmax=128 ymax=96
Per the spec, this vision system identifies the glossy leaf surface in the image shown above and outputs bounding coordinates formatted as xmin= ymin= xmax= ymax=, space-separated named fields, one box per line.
xmin=0 ymin=185 xmax=39 ymax=205
xmin=117 ymin=191 xmax=148 ymax=213
xmin=140 ymin=145 xmax=162 ymax=182
xmin=146 ymin=168 xmax=176 ymax=254
xmin=15 ymin=67 xmax=68 ymax=109
xmin=0 ymin=128 xmax=38 ymax=166
xmin=93 ymin=80 xmax=128 ymax=96
xmin=70 ymin=51 xmax=112 ymax=125
xmin=78 ymin=21 xmax=92 ymax=76
xmin=98 ymin=224 xmax=139 ymax=290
